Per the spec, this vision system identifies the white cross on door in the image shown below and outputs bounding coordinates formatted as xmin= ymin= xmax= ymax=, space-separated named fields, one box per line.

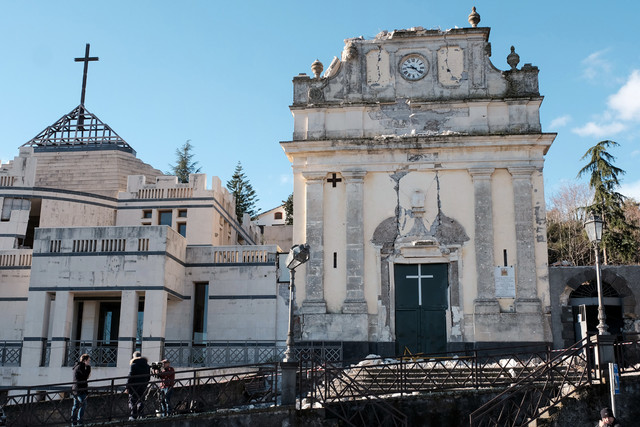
xmin=406 ymin=265 xmax=434 ymax=306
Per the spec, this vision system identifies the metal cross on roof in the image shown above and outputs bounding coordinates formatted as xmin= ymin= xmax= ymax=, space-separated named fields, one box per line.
xmin=74 ymin=43 xmax=99 ymax=106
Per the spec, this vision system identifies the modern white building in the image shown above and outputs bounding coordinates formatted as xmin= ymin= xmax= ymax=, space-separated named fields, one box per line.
xmin=0 ymin=104 xmax=290 ymax=387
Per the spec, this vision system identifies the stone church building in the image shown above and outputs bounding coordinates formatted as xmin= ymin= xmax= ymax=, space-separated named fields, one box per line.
xmin=282 ymin=10 xmax=556 ymax=357
xmin=5 ymin=9 xmax=639 ymax=390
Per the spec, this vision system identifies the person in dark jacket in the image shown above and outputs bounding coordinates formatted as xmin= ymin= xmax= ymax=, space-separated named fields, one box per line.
xmin=126 ymin=351 xmax=151 ymax=420
xmin=155 ymin=359 xmax=175 ymax=417
xmin=71 ymin=353 xmax=91 ymax=426
xmin=597 ymin=407 xmax=622 ymax=426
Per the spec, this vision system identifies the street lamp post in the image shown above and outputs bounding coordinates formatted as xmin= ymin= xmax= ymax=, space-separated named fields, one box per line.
xmin=583 ymin=213 xmax=609 ymax=335
xmin=280 ymin=243 xmax=310 ymax=406
xmin=283 ymin=243 xmax=310 ymax=362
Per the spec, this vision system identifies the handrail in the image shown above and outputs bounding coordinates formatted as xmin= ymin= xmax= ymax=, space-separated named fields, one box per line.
xmin=469 ymin=336 xmax=594 ymax=426
xmin=0 ymin=362 xmax=279 ymax=426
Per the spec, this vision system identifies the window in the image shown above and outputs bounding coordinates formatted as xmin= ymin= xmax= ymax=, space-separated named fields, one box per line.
xmin=193 ymin=283 xmax=209 ymax=344
xmin=142 ymin=210 xmax=152 ymax=219
xmin=178 ymin=210 xmax=187 ymax=218
xmin=274 ymin=212 xmax=283 ymax=220
xmin=159 ymin=211 xmax=172 ymax=226
xmin=178 ymin=223 xmax=187 ymax=237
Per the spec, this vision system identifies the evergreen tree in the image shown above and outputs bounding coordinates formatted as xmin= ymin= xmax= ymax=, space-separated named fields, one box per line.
xmin=578 ymin=140 xmax=637 ymax=264
xmin=226 ymin=162 xmax=259 ymax=223
xmin=283 ymin=193 xmax=293 ymax=225
xmin=167 ymin=140 xmax=201 ymax=183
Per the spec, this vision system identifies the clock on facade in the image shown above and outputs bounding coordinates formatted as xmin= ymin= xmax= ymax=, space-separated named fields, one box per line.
xmin=399 ymin=54 xmax=428 ymax=81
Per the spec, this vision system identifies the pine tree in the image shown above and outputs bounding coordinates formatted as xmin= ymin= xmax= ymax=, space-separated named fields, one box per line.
xmin=578 ymin=140 xmax=637 ymax=264
xmin=282 ymin=193 xmax=293 ymax=225
xmin=167 ymin=140 xmax=201 ymax=183
xmin=226 ymin=162 xmax=259 ymax=223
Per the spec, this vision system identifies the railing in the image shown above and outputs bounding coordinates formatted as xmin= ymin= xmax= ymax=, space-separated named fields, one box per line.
xmin=136 ymin=187 xmax=194 ymax=199
xmin=164 ymin=341 xmax=342 ymax=367
xmin=302 ymin=344 xmax=554 ymax=404
xmin=299 ymin=344 xmax=556 ymax=427
xmin=469 ymin=334 xmax=640 ymax=426
xmin=0 ymin=341 xmax=22 ymax=366
xmin=65 ymin=341 xmax=118 ymax=367
xmin=210 ymin=247 xmax=276 ymax=264
xmin=0 ymin=250 xmax=32 ymax=267
xmin=0 ymin=363 xmax=278 ymax=426
xmin=615 ymin=332 xmax=640 ymax=373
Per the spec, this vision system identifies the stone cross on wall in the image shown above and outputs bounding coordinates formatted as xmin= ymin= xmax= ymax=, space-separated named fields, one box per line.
xmin=327 ymin=173 xmax=342 ymax=188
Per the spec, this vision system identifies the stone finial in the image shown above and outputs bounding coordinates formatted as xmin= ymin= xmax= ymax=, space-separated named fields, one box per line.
xmin=468 ymin=7 xmax=480 ymax=27
xmin=507 ymin=46 xmax=520 ymax=70
xmin=343 ymin=42 xmax=358 ymax=61
xmin=311 ymin=59 xmax=323 ymax=78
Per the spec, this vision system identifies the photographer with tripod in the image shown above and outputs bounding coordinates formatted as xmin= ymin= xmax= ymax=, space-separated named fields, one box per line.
xmin=152 ymin=359 xmax=175 ymax=417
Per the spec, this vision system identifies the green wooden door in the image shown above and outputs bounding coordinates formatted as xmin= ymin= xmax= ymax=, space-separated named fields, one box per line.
xmin=394 ymin=263 xmax=448 ymax=355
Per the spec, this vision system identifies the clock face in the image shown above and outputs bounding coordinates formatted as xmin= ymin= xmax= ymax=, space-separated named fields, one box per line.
xmin=400 ymin=55 xmax=428 ymax=81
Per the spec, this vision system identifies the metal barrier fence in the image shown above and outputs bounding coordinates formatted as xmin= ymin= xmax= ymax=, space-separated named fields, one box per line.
xmin=0 ymin=362 xmax=279 ymax=426
xmin=0 ymin=341 xmax=21 ymax=367
xmin=65 ymin=341 xmax=118 ymax=367
xmin=164 ymin=341 xmax=342 ymax=367
xmin=300 ymin=343 xmax=556 ymax=405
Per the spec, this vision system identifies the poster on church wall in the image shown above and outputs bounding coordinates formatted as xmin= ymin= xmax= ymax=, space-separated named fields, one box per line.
xmin=495 ymin=266 xmax=516 ymax=298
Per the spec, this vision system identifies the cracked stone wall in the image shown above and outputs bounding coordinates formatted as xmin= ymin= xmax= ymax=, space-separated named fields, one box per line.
xmin=290 ymin=27 xmax=542 ymax=141
xmin=284 ymin=22 xmax=554 ymax=348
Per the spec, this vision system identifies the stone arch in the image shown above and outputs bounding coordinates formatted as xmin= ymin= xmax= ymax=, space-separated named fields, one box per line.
xmin=558 ymin=268 xmax=637 ymax=347
xmin=559 ymin=269 xmax=636 ymax=315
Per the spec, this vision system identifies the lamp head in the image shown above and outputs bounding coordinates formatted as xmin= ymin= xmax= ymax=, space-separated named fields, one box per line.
xmin=286 ymin=243 xmax=310 ymax=270
xmin=584 ymin=213 xmax=604 ymax=243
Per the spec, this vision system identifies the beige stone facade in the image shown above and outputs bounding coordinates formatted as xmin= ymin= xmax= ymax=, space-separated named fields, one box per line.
xmin=282 ymin=25 xmax=556 ymax=355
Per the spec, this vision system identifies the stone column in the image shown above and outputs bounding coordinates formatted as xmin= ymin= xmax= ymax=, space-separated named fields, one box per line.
xmin=21 ymin=291 xmax=51 ymax=367
xmin=342 ymin=169 xmax=367 ymax=313
xmin=141 ymin=290 xmax=167 ymax=363
xmin=80 ymin=301 xmax=98 ymax=341
xmin=469 ymin=168 xmax=499 ymax=313
xmin=118 ymin=290 xmax=139 ymax=368
xmin=301 ymin=172 xmax=327 ymax=314
xmin=509 ymin=166 xmax=541 ymax=310
xmin=49 ymin=291 xmax=74 ymax=367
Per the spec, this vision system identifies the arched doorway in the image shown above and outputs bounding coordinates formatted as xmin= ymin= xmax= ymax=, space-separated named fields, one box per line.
xmin=569 ymin=280 xmax=623 ymax=340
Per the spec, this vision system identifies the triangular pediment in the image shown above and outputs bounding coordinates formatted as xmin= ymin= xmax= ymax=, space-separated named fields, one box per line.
xmin=22 ymin=105 xmax=135 ymax=154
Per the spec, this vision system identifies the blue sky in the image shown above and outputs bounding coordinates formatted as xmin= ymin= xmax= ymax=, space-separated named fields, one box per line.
xmin=1 ymin=1 xmax=639 ymax=213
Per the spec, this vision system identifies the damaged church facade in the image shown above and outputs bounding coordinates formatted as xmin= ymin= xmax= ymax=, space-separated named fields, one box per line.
xmin=282 ymin=12 xmax=556 ymax=356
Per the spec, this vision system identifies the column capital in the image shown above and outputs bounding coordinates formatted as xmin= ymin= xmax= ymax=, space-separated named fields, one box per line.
xmin=508 ymin=166 xmax=537 ymax=177
xmin=468 ymin=168 xmax=495 ymax=179
xmin=302 ymin=171 xmax=327 ymax=181
xmin=342 ymin=169 xmax=367 ymax=182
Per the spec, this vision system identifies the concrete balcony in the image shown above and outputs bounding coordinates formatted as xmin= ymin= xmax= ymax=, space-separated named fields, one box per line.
xmin=0 ymin=249 xmax=33 ymax=268
xmin=30 ymin=225 xmax=186 ymax=295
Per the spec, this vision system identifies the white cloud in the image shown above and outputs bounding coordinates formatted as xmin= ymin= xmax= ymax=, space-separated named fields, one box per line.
xmin=549 ymin=115 xmax=571 ymax=129
xmin=632 ymin=150 xmax=640 ymax=157
xmin=581 ymin=50 xmax=611 ymax=81
xmin=571 ymin=121 xmax=626 ymax=137
xmin=279 ymin=174 xmax=292 ymax=185
xmin=619 ymin=179 xmax=640 ymax=201
xmin=608 ymin=70 xmax=640 ymax=121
